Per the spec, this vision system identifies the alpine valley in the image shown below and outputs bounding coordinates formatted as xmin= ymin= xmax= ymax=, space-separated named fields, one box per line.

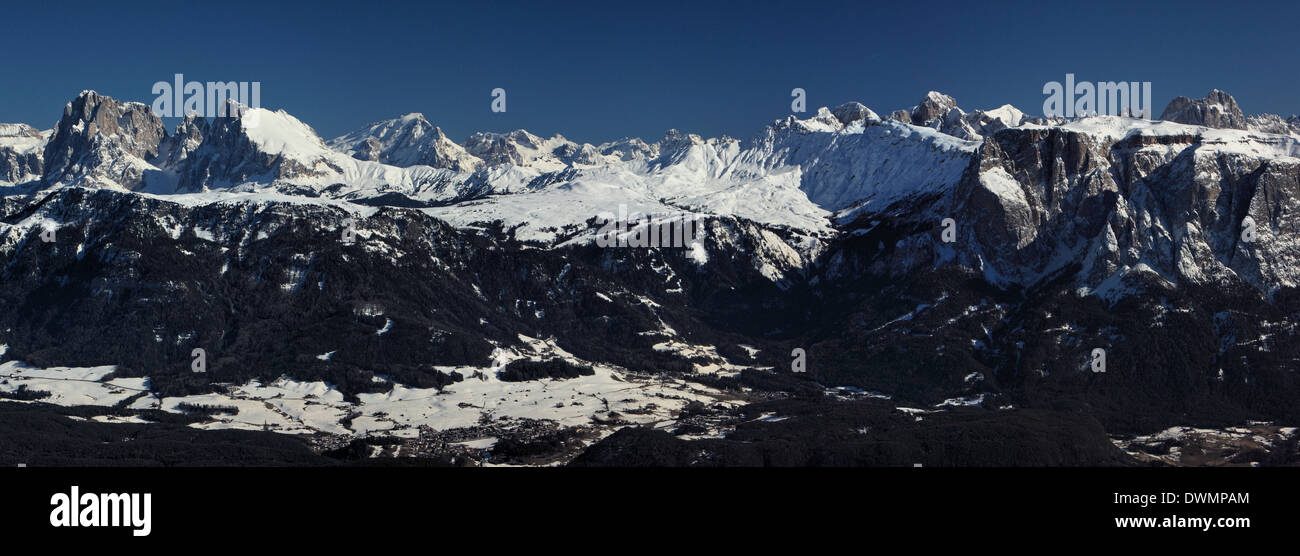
xmin=2 ymin=89 xmax=1299 ymax=467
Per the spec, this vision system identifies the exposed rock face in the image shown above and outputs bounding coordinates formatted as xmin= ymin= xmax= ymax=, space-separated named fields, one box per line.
xmin=464 ymin=130 xmax=539 ymax=166
xmin=41 ymin=91 xmax=167 ymax=190
xmin=0 ymin=124 xmax=46 ymax=184
xmin=1160 ymin=89 xmax=1248 ymax=129
xmin=655 ymin=128 xmax=705 ymax=155
xmin=549 ymin=141 xmax=604 ymax=165
xmin=153 ymin=114 xmax=206 ymax=170
xmin=911 ymin=91 xmax=960 ymax=126
xmin=904 ymin=92 xmax=979 ymax=140
xmin=831 ymin=102 xmax=877 ymax=126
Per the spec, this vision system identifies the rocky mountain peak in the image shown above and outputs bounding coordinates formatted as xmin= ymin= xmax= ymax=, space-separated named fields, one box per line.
xmin=911 ymin=91 xmax=960 ymax=125
xmin=41 ymin=90 xmax=167 ymax=189
xmin=1159 ymin=89 xmax=1247 ymax=129
xmin=831 ymin=102 xmax=878 ymax=126
xmin=328 ymin=113 xmax=480 ymax=172
xmin=656 ymin=128 xmax=705 ymax=153
xmin=463 ymin=130 xmax=530 ymax=166
xmin=597 ymin=137 xmax=656 ymax=161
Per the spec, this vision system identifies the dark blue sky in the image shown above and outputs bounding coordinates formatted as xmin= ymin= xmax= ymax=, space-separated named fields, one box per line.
xmin=2 ymin=0 xmax=1296 ymax=143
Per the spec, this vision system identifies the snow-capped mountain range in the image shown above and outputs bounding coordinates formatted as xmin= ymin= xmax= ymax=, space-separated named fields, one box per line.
xmin=4 ymin=88 xmax=1300 ymax=465
xmin=6 ymin=87 xmax=1300 ymax=291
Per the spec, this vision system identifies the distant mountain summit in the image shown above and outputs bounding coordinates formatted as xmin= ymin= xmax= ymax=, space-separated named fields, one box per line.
xmin=885 ymin=91 xmax=1035 ymax=140
xmin=328 ymin=113 xmax=482 ymax=172
xmin=1160 ymin=89 xmax=1248 ymax=129
xmin=0 ymin=123 xmax=46 ymax=184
